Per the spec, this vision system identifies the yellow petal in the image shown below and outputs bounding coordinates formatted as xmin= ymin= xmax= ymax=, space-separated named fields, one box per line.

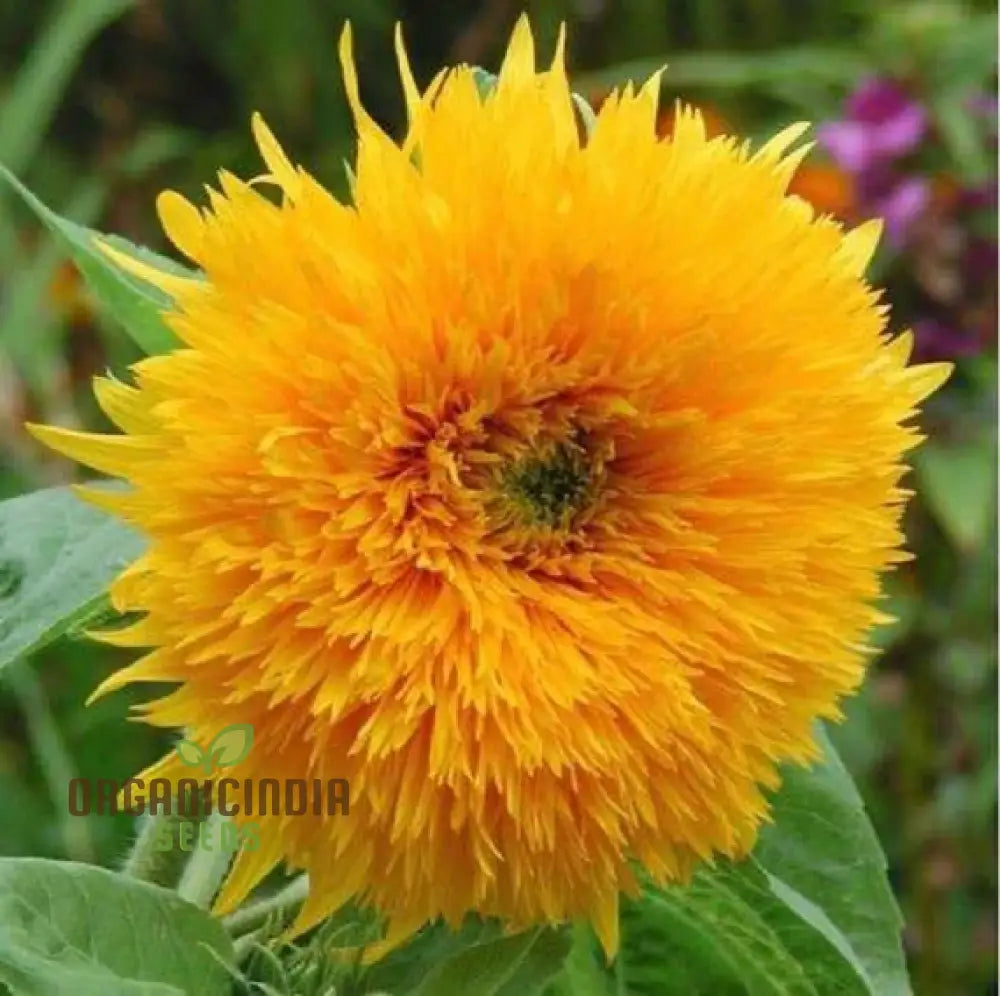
xmin=25 ymin=424 xmax=158 ymax=477
xmin=885 ymin=329 xmax=915 ymax=366
xmin=499 ymin=13 xmax=535 ymax=85
xmin=358 ymin=910 xmax=427 ymax=964
xmin=86 ymin=617 xmax=160 ymax=649
xmin=87 ymin=650 xmax=177 ymax=704
xmin=638 ymin=68 xmax=665 ymax=114
xmin=284 ymin=851 xmax=373 ymax=940
xmin=251 ymin=112 xmax=301 ymax=200
xmin=97 ymin=239 xmax=198 ymax=299
xmin=838 ymin=218 xmax=883 ymax=275
xmin=156 ymin=191 xmax=205 ymax=260
xmin=773 ymin=141 xmax=815 ymax=188
xmin=904 ymin=361 xmax=953 ymax=403
xmin=757 ymin=121 xmax=810 ymax=162
xmin=394 ymin=23 xmax=421 ymax=129
xmin=338 ymin=22 xmax=366 ymax=128
xmin=592 ymin=891 xmax=620 ymax=959
xmin=92 ymin=375 xmax=159 ymax=435
xmin=212 ymin=832 xmax=284 ymax=915
xmin=550 ymin=22 xmax=567 ymax=74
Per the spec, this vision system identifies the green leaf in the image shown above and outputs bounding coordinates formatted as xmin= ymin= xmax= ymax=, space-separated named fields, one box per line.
xmin=0 ymin=164 xmax=191 ymax=355
xmin=0 ymin=486 xmax=145 ymax=672
xmin=622 ymin=870 xmax=820 ymax=996
xmin=914 ymin=437 xmax=997 ymax=552
xmin=615 ymin=727 xmax=908 ymax=995
xmin=753 ymin=726 xmax=912 ymax=996
xmin=546 ymin=923 xmax=616 ymax=996
xmin=0 ymin=857 xmax=234 ymax=994
xmin=0 ymin=179 xmax=106 ymax=396
xmin=409 ymin=927 xmax=571 ymax=996
xmin=362 ymin=918 xmax=497 ymax=993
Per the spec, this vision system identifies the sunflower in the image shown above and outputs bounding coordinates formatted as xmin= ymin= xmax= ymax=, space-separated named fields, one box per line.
xmin=31 ymin=17 xmax=950 ymax=959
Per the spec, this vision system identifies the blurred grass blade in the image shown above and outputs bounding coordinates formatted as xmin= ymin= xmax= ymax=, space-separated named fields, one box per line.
xmin=0 ymin=0 xmax=133 ymax=177
xmin=4 ymin=662 xmax=94 ymax=863
xmin=0 ymin=165 xmax=189 ymax=355
xmin=0 ymin=0 xmax=132 ymax=271
xmin=932 ymin=95 xmax=993 ymax=184
xmin=575 ymin=46 xmax=867 ymax=95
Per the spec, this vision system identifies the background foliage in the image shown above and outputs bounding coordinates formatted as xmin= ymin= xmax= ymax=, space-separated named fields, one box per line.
xmin=0 ymin=1 xmax=995 ymax=994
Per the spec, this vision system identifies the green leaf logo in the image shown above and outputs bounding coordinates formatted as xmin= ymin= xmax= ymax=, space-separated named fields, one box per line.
xmin=207 ymin=724 xmax=254 ymax=770
xmin=175 ymin=739 xmax=206 ymax=769
xmin=174 ymin=724 xmax=253 ymax=774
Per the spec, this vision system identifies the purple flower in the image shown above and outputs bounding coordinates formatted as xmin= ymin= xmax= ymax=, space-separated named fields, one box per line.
xmin=819 ymin=78 xmax=927 ymax=174
xmin=872 ymin=176 xmax=931 ymax=247
xmin=913 ymin=318 xmax=982 ymax=360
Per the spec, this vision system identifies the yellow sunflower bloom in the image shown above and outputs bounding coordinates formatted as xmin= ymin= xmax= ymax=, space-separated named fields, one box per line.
xmin=31 ymin=17 xmax=950 ymax=960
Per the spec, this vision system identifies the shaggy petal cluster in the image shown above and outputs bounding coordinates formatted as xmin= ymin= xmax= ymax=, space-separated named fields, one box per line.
xmin=34 ymin=18 xmax=949 ymax=958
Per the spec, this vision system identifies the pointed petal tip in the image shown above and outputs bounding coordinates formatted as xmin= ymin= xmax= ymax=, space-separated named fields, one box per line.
xmin=393 ymin=21 xmax=421 ymax=126
xmin=840 ymin=217 xmax=884 ymax=274
xmin=338 ymin=20 xmax=369 ymax=129
xmin=23 ymin=420 xmax=46 ymax=444
xmin=499 ymin=12 xmax=536 ymax=82
xmin=358 ymin=913 xmax=425 ymax=964
xmin=85 ymin=677 xmax=120 ymax=707
xmin=909 ymin=359 xmax=954 ymax=399
xmin=249 ymin=111 xmax=300 ymax=198
xmin=551 ymin=22 xmax=567 ymax=72
xmin=592 ymin=892 xmax=621 ymax=960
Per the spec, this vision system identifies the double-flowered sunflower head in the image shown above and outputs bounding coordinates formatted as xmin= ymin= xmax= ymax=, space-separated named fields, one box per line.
xmin=34 ymin=17 xmax=949 ymax=959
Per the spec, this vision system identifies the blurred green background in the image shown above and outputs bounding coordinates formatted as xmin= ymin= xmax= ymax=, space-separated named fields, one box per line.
xmin=0 ymin=2 xmax=995 ymax=994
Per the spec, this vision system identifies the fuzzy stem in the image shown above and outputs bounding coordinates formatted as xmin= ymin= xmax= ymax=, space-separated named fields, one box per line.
xmin=121 ymin=811 xmax=188 ymax=885
xmin=223 ymin=874 xmax=310 ymax=937
xmin=175 ymin=810 xmax=233 ymax=907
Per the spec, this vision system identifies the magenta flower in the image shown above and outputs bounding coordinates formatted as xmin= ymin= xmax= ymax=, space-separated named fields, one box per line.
xmin=872 ymin=176 xmax=931 ymax=247
xmin=819 ymin=78 xmax=927 ymax=174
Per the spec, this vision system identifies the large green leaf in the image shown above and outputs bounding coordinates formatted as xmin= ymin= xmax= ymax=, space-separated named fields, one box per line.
xmin=0 ymin=858 xmax=233 ymax=995
xmin=753 ymin=726 xmax=911 ymax=996
xmin=0 ymin=164 xmax=190 ymax=355
xmin=546 ymin=924 xmax=616 ymax=996
xmin=0 ymin=486 xmax=144 ymax=671
xmin=409 ymin=927 xmax=571 ymax=996
xmin=623 ymin=869 xmax=818 ymax=996
xmin=586 ymin=727 xmax=909 ymax=996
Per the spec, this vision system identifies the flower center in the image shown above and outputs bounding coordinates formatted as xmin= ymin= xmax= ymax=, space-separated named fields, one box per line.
xmin=497 ymin=440 xmax=599 ymax=531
